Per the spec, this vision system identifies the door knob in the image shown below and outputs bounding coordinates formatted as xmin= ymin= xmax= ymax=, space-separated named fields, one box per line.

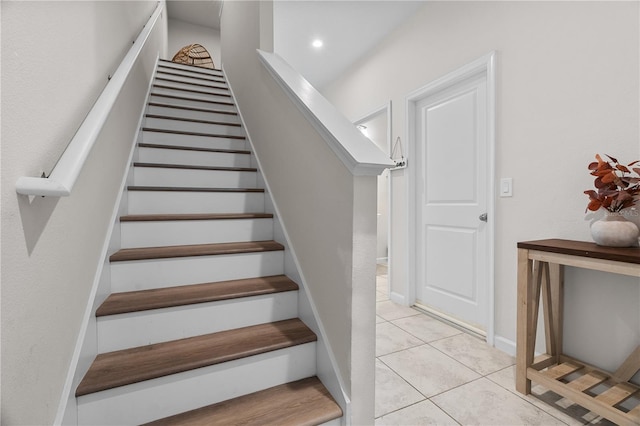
xmin=479 ymin=213 xmax=488 ymax=222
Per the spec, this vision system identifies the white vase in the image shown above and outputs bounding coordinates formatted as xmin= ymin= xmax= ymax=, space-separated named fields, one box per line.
xmin=590 ymin=211 xmax=640 ymax=247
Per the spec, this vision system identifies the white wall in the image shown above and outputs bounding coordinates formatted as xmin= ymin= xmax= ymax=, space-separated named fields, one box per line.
xmin=356 ymin=111 xmax=390 ymax=262
xmin=1 ymin=1 xmax=167 ymax=424
xmin=168 ymin=18 xmax=221 ymax=68
xmin=323 ymin=1 xmax=640 ymax=372
xmin=220 ymin=1 xmax=379 ymax=422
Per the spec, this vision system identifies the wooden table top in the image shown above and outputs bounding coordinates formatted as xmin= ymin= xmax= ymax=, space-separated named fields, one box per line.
xmin=517 ymin=239 xmax=640 ymax=265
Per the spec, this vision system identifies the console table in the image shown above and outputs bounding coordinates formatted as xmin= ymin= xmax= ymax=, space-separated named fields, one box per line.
xmin=516 ymin=239 xmax=640 ymax=426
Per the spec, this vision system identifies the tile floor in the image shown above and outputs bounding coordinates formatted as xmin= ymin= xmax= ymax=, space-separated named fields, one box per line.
xmin=374 ymin=264 xmax=616 ymax=425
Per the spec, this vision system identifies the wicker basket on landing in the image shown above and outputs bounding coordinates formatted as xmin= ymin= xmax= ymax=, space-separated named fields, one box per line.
xmin=172 ymin=44 xmax=215 ymax=69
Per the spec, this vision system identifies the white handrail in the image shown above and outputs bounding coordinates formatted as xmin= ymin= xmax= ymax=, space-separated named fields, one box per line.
xmin=15 ymin=2 xmax=164 ymax=197
xmin=257 ymin=50 xmax=395 ymax=176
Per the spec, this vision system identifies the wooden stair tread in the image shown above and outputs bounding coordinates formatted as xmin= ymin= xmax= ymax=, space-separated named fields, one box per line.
xmin=143 ymin=376 xmax=342 ymax=426
xmin=120 ymin=213 xmax=273 ymax=222
xmin=150 ymin=92 xmax=234 ymax=106
xmin=127 ymin=186 xmax=264 ymax=193
xmin=138 ymin=142 xmax=249 ymax=154
xmin=147 ymin=102 xmax=237 ymax=116
xmin=159 ymin=59 xmax=223 ymax=73
xmin=155 ymin=77 xmax=228 ymax=91
xmin=156 ymin=70 xmax=226 ymax=85
xmin=76 ymin=318 xmax=316 ymax=397
xmin=96 ymin=275 xmax=299 ymax=316
xmin=145 ymin=114 xmax=241 ymax=127
xmin=110 ymin=241 xmax=283 ymax=262
xmin=142 ymin=127 xmax=246 ymax=140
xmin=157 ymin=65 xmax=224 ymax=76
xmin=133 ymin=162 xmax=256 ymax=172
xmin=157 ymin=68 xmax=226 ymax=80
xmin=153 ymin=84 xmax=232 ymax=98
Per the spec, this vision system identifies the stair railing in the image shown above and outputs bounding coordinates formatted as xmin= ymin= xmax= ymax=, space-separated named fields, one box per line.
xmin=257 ymin=50 xmax=395 ymax=176
xmin=15 ymin=1 xmax=164 ymax=197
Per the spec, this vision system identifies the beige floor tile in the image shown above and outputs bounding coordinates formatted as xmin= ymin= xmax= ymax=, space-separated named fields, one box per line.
xmin=375 ymin=400 xmax=458 ymax=425
xmin=375 ymin=359 xmax=425 ymax=418
xmin=487 ymin=365 xmax=606 ymax=426
xmin=430 ymin=333 xmax=515 ymax=375
xmin=376 ymin=300 xmax=421 ymax=321
xmin=432 ymin=377 xmax=567 ymax=425
xmin=376 ymin=322 xmax=424 ymax=357
xmin=380 ymin=345 xmax=480 ymax=397
xmin=376 ymin=315 xmax=387 ymax=324
xmin=377 ymin=281 xmax=389 ymax=294
xmin=391 ymin=314 xmax=462 ymax=343
xmin=376 ymin=291 xmax=389 ymax=302
xmin=376 ymin=264 xmax=388 ymax=276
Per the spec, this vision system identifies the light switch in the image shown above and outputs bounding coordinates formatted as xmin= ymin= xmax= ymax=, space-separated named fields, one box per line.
xmin=500 ymin=178 xmax=513 ymax=197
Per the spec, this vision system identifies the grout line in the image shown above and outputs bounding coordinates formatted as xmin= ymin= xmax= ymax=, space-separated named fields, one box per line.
xmin=376 ymin=354 xmax=430 ymax=402
xmin=373 ymin=399 xmax=427 ymax=422
xmin=427 ymin=397 xmax=464 ymax=425
xmin=374 ymin=297 xmax=591 ymax=425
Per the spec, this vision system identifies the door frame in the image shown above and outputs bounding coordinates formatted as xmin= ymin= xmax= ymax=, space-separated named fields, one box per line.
xmin=405 ymin=52 xmax=496 ymax=344
xmin=354 ymin=101 xmax=393 ymax=287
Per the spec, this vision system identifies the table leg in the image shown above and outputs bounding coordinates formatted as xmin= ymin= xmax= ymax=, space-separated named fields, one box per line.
xmin=516 ymin=248 xmax=535 ymax=394
xmin=549 ymin=263 xmax=564 ymax=360
xmin=541 ymin=261 xmax=555 ymax=356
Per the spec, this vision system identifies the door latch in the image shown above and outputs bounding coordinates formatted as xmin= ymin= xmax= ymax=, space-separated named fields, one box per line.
xmin=479 ymin=213 xmax=488 ymax=222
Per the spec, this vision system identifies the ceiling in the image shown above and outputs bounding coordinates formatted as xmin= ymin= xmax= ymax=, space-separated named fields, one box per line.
xmin=166 ymin=0 xmax=424 ymax=89
xmin=273 ymin=1 xmax=424 ymax=89
xmin=166 ymin=0 xmax=223 ymax=30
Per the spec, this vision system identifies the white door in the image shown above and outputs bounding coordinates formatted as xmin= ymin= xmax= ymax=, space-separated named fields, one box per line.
xmin=414 ymin=71 xmax=490 ymax=334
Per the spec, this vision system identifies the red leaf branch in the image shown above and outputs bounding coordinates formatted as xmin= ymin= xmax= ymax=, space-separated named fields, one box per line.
xmin=584 ymin=154 xmax=640 ymax=213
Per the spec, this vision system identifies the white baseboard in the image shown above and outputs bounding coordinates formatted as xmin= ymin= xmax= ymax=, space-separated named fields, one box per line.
xmin=389 ymin=291 xmax=406 ymax=306
xmin=493 ymin=335 xmax=516 ymax=356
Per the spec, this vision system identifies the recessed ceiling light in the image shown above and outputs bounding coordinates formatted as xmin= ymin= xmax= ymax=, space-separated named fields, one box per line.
xmin=312 ymin=39 xmax=323 ymax=48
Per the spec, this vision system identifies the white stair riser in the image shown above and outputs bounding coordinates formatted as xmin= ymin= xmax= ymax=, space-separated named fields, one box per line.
xmin=141 ymin=130 xmax=246 ymax=150
xmin=121 ymin=218 xmax=272 ymax=248
xmin=97 ymin=292 xmax=299 ymax=352
xmin=137 ymin=147 xmax=251 ymax=168
xmin=155 ymin=71 xmax=226 ymax=87
xmin=77 ymin=343 xmax=316 ymax=425
xmin=153 ymin=87 xmax=233 ymax=104
xmin=155 ymin=79 xmax=229 ymax=95
xmin=127 ymin=191 xmax=264 ymax=215
xmin=149 ymin=94 xmax=236 ymax=112
xmin=133 ymin=167 xmax=257 ymax=189
xmin=158 ymin=63 xmax=224 ymax=78
xmin=144 ymin=117 xmax=246 ymax=136
xmin=147 ymin=104 xmax=239 ymax=124
xmin=110 ymin=251 xmax=284 ymax=292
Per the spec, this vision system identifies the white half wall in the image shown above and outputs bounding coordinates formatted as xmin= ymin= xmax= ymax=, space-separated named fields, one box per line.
xmin=322 ymin=1 xmax=640 ymax=374
xmin=221 ymin=1 xmax=379 ymax=423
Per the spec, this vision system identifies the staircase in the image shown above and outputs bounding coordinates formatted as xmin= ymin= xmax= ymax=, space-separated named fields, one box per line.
xmin=75 ymin=59 xmax=343 ymax=425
